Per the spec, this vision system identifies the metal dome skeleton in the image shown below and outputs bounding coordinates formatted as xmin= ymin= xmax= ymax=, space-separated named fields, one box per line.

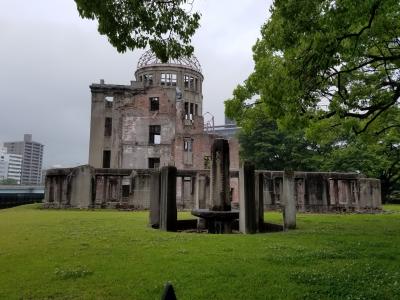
xmin=137 ymin=50 xmax=202 ymax=74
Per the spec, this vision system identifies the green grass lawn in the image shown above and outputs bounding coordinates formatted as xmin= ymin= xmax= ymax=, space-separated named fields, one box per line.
xmin=0 ymin=204 xmax=399 ymax=300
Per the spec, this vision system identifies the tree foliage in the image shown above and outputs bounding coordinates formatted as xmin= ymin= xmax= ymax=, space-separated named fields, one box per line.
xmin=74 ymin=0 xmax=200 ymax=62
xmin=0 ymin=178 xmax=18 ymax=185
xmin=238 ymin=108 xmax=324 ymax=171
xmin=226 ymin=0 xmax=400 ymax=135
xmin=226 ymin=0 xmax=400 ymax=201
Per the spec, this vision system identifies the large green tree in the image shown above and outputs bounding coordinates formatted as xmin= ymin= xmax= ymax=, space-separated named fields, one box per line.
xmin=226 ymin=0 xmax=400 ymax=135
xmin=226 ymin=0 xmax=400 ymax=200
xmin=238 ymin=107 xmax=324 ymax=171
xmin=74 ymin=0 xmax=200 ymax=62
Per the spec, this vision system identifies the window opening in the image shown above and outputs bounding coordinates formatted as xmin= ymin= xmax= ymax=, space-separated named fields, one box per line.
xmin=189 ymin=77 xmax=195 ymax=89
xmin=148 ymin=157 xmax=160 ymax=169
xmin=143 ymin=74 xmax=153 ymax=85
xmin=190 ymin=103 xmax=194 ymax=120
xmin=149 ymin=125 xmax=161 ymax=144
xmin=184 ymin=138 xmax=193 ymax=152
xmin=122 ymin=185 xmax=130 ymax=197
xmin=183 ymin=138 xmax=193 ymax=165
xmin=184 ymin=75 xmax=189 ymax=88
xmin=161 ymin=73 xmax=177 ymax=86
xmin=104 ymin=117 xmax=112 ymax=136
xmin=103 ymin=150 xmax=111 ymax=168
xmin=150 ymin=97 xmax=159 ymax=111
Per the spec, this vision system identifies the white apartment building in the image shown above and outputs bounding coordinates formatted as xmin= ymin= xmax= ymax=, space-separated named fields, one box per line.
xmin=0 ymin=145 xmax=22 ymax=184
xmin=4 ymin=134 xmax=43 ymax=185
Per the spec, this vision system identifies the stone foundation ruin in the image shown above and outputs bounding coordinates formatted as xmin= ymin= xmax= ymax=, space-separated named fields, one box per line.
xmin=44 ymin=166 xmax=381 ymax=213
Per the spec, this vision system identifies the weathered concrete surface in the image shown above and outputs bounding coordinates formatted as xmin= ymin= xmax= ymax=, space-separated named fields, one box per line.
xmin=44 ymin=167 xmax=382 ymax=213
xmin=255 ymin=172 xmax=264 ymax=232
xmin=209 ymin=139 xmax=230 ymax=211
xmin=194 ymin=173 xmax=208 ymax=229
xmin=239 ymin=161 xmax=257 ymax=234
xmin=261 ymin=171 xmax=382 ymax=212
xmin=44 ymin=165 xmax=95 ymax=209
xmin=149 ymin=171 xmax=161 ymax=228
xmin=282 ymin=170 xmax=296 ymax=230
xmin=159 ymin=166 xmax=177 ymax=231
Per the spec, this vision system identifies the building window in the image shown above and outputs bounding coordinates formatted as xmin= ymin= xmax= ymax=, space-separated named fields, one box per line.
xmin=150 ymin=97 xmax=159 ymax=111
xmin=184 ymin=101 xmax=197 ymax=120
xmin=184 ymin=75 xmax=190 ymax=88
xmin=148 ymin=157 xmax=160 ymax=169
xmin=104 ymin=117 xmax=112 ymax=136
xmin=103 ymin=150 xmax=111 ymax=168
xmin=143 ymin=74 xmax=153 ymax=85
xmin=149 ymin=125 xmax=161 ymax=144
xmin=161 ymin=73 xmax=177 ymax=86
xmin=184 ymin=74 xmax=198 ymax=90
xmin=122 ymin=185 xmax=130 ymax=197
xmin=184 ymin=138 xmax=193 ymax=152
xmin=183 ymin=138 xmax=193 ymax=165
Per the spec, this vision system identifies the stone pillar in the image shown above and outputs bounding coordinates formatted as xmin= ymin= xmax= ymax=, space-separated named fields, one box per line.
xmin=239 ymin=161 xmax=257 ymax=234
xmin=159 ymin=166 xmax=177 ymax=232
xmin=149 ymin=171 xmax=161 ymax=228
xmin=255 ymin=172 xmax=264 ymax=232
xmin=209 ymin=139 xmax=230 ymax=211
xmin=282 ymin=170 xmax=296 ymax=230
xmin=195 ymin=173 xmax=207 ymax=229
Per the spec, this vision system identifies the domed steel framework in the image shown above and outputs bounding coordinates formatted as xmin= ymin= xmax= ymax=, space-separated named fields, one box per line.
xmin=137 ymin=50 xmax=202 ymax=73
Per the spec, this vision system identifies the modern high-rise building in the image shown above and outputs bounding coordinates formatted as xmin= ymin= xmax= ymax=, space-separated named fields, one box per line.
xmin=0 ymin=147 xmax=8 ymax=181
xmin=4 ymin=134 xmax=44 ymax=185
xmin=0 ymin=145 xmax=22 ymax=184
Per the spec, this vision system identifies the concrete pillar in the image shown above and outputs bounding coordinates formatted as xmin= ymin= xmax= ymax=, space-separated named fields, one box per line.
xmin=209 ymin=139 xmax=230 ymax=211
xmin=195 ymin=173 xmax=207 ymax=229
xmin=282 ymin=170 xmax=296 ymax=230
xmin=160 ymin=166 xmax=177 ymax=232
xmin=371 ymin=179 xmax=382 ymax=209
xmin=255 ymin=172 xmax=264 ymax=232
xmin=149 ymin=171 xmax=161 ymax=228
xmin=239 ymin=161 xmax=257 ymax=234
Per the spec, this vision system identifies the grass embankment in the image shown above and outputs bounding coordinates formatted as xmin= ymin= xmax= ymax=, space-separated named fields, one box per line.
xmin=0 ymin=205 xmax=399 ymax=299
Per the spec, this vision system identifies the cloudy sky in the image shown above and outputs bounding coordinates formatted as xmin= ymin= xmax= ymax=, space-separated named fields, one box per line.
xmin=0 ymin=0 xmax=272 ymax=168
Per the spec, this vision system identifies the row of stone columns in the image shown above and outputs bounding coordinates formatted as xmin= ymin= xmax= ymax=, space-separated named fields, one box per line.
xmin=148 ymin=164 xmax=297 ymax=233
xmin=239 ymin=163 xmax=297 ymax=233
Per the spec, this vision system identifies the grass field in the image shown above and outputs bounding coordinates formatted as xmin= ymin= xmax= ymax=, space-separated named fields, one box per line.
xmin=0 ymin=204 xmax=399 ymax=299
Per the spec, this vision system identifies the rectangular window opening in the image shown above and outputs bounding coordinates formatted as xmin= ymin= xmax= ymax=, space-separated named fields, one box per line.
xmin=150 ymin=97 xmax=159 ymax=111
xmin=189 ymin=77 xmax=195 ymax=89
xmin=148 ymin=157 xmax=160 ymax=169
xmin=103 ymin=150 xmax=111 ymax=168
xmin=184 ymin=75 xmax=189 ymax=88
xmin=104 ymin=117 xmax=112 ymax=136
xmin=183 ymin=138 xmax=193 ymax=165
xmin=143 ymin=74 xmax=153 ymax=85
xmin=149 ymin=125 xmax=161 ymax=144
xmin=122 ymin=185 xmax=130 ymax=197
xmin=161 ymin=73 xmax=177 ymax=86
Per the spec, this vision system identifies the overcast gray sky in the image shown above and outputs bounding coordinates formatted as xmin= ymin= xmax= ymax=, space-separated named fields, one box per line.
xmin=0 ymin=0 xmax=272 ymax=168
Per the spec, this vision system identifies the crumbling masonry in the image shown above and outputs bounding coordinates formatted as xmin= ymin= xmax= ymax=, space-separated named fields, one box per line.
xmin=44 ymin=51 xmax=381 ymax=212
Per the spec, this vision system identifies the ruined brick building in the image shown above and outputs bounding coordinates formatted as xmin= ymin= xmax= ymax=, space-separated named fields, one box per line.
xmin=88 ymin=50 xmax=239 ymax=172
xmin=43 ymin=51 xmax=381 ymax=212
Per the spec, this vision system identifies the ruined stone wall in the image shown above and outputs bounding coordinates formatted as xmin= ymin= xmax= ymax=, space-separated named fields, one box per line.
xmin=261 ymin=171 xmax=381 ymax=212
xmin=44 ymin=166 xmax=381 ymax=212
